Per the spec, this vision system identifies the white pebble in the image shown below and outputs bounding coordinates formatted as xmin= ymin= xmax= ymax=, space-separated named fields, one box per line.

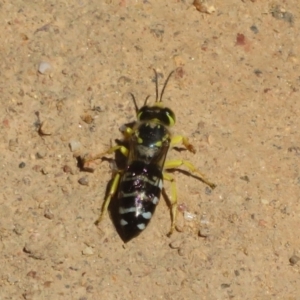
xmin=82 ymin=247 xmax=94 ymax=256
xmin=261 ymin=198 xmax=269 ymax=205
xmin=38 ymin=61 xmax=52 ymax=74
xmin=69 ymin=140 xmax=82 ymax=152
xmin=184 ymin=211 xmax=197 ymax=221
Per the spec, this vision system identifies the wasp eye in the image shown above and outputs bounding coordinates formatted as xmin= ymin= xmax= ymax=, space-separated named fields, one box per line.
xmin=164 ymin=108 xmax=176 ymax=126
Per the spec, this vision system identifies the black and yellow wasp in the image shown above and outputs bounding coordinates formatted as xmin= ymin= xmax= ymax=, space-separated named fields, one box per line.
xmin=84 ymin=69 xmax=216 ymax=242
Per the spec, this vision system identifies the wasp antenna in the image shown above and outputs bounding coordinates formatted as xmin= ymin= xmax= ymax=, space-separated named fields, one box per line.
xmin=144 ymin=95 xmax=151 ymax=106
xmin=130 ymin=93 xmax=139 ymax=114
xmin=153 ymin=69 xmax=159 ymax=102
xmin=160 ymin=70 xmax=175 ymax=102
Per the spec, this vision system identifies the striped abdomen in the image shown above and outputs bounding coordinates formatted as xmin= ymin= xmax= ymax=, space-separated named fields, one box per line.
xmin=117 ymin=160 xmax=163 ymax=241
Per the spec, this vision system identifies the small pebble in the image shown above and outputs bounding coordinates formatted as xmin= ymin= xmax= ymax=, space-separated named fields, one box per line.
xmin=289 ymin=255 xmax=300 ymax=266
xmin=177 ymin=203 xmax=188 ymax=213
xmin=169 ymin=239 xmax=182 ymax=249
xmin=228 ymin=213 xmax=239 ymax=223
xmin=183 ymin=211 xmax=197 ymax=221
xmin=32 ymin=165 xmax=42 ymax=172
xmin=175 ymin=223 xmax=184 ymax=233
xmin=193 ymin=0 xmax=215 ymax=14
xmin=178 ymin=247 xmax=185 ymax=257
xmin=271 ymin=5 xmax=294 ymax=23
xmin=236 ymin=33 xmax=246 ymax=46
xmin=42 ymin=167 xmax=50 ymax=175
xmin=44 ymin=208 xmax=54 ymax=220
xmin=78 ymin=176 xmax=89 ymax=186
xmin=38 ymin=61 xmax=52 ymax=74
xmin=250 ymin=25 xmax=259 ymax=34
xmin=36 ymin=150 xmax=47 ymax=159
xmin=173 ymin=55 xmax=185 ymax=67
xmin=22 ymin=176 xmax=31 ymax=186
xmin=69 ymin=140 xmax=82 ymax=152
xmin=19 ymin=162 xmax=26 ymax=168
xmin=9 ymin=139 xmax=18 ymax=152
xmin=261 ymin=198 xmax=269 ymax=205
xmin=81 ymin=113 xmax=94 ymax=124
xmin=254 ymin=69 xmax=263 ymax=77
xmin=207 ymin=134 xmax=214 ymax=145
xmin=39 ymin=120 xmax=53 ymax=135
xmin=240 ymin=175 xmax=250 ymax=182
xmin=205 ymin=186 xmax=212 ymax=195
xmin=26 ymin=271 xmax=37 ymax=278
xmin=199 ymin=227 xmax=210 ymax=238
xmin=117 ymin=76 xmax=132 ymax=87
xmin=63 ymin=165 xmax=73 ymax=174
xmin=56 ymin=274 xmax=62 ymax=280
xmin=200 ymin=214 xmax=209 ymax=225
xmin=13 ymin=223 xmax=24 ymax=235
xmin=287 ymin=53 xmax=298 ymax=63
xmin=81 ymin=155 xmax=98 ymax=173
xmin=82 ymin=247 xmax=94 ymax=256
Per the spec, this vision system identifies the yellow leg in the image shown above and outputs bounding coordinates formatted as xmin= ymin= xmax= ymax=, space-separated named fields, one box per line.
xmin=83 ymin=145 xmax=129 ymax=164
xmin=163 ymin=173 xmax=177 ymax=236
xmin=95 ymin=172 xmax=121 ymax=225
xmin=119 ymin=125 xmax=134 ymax=139
xmin=171 ymin=135 xmax=196 ymax=153
xmin=84 ymin=128 xmax=132 ymax=225
xmin=164 ymin=159 xmax=216 ymax=189
xmin=83 ymin=124 xmax=134 ymax=164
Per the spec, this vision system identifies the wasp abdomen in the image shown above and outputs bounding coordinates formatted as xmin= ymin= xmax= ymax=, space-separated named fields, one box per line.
xmin=117 ymin=161 xmax=163 ymax=241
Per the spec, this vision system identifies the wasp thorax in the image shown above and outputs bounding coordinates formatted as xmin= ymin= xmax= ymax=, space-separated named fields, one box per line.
xmin=137 ymin=105 xmax=176 ymax=126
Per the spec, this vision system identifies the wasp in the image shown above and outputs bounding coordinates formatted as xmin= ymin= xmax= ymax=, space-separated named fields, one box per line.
xmin=84 ymin=69 xmax=216 ymax=242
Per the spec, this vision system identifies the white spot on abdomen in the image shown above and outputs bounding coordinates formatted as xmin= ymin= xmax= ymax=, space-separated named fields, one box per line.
xmin=152 ymin=197 xmax=159 ymax=205
xmin=119 ymin=207 xmax=136 ymax=214
xmin=120 ymin=219 xmax=128 ymax=226
xmin=142 ymin=211 xmax=152 ymax=219
xmin=158 ymin=179 xmax=163 ymax=190
xmin=137 ymin=223 xmax=146 ymax=230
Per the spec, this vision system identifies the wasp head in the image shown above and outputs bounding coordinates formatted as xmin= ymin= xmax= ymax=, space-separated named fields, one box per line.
xmin=136 ymin=104 xmax=175 ymax=126
xmin=130 ymin=69 xmax=176 ymax=127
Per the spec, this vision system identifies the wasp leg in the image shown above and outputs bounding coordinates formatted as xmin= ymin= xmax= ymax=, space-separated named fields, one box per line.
xmin=95 ymin=172 xmax=121 ymax=225
xmin=83 ymin=145 xmax=129 ymax=164
xmin=171 ymin=135 xmax=196 ymax=154
xmin=83 ymin=124 xmax=133 ymax=165
xmin=163 ymin=172 xmax=178 ymax=236
xmin=119 ymin=125 xmax=134 ymax=139
xmin=164 ymin=159 xmax=216 ymax=189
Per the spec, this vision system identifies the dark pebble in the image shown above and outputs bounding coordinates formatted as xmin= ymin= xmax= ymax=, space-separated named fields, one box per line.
xmin=250 ymin=25 xmax=259 ymax=34
xmin=19 ymin=162 xmax=26 ymax=168
xmin=289 ymin=255 xmax=300 ymax=266
xmin=78 ymin=177 xmax=89 ymax=186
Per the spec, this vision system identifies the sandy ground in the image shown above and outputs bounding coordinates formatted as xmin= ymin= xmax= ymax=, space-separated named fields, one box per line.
xmin=1 ymin=0 xmax=300 ymax=299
